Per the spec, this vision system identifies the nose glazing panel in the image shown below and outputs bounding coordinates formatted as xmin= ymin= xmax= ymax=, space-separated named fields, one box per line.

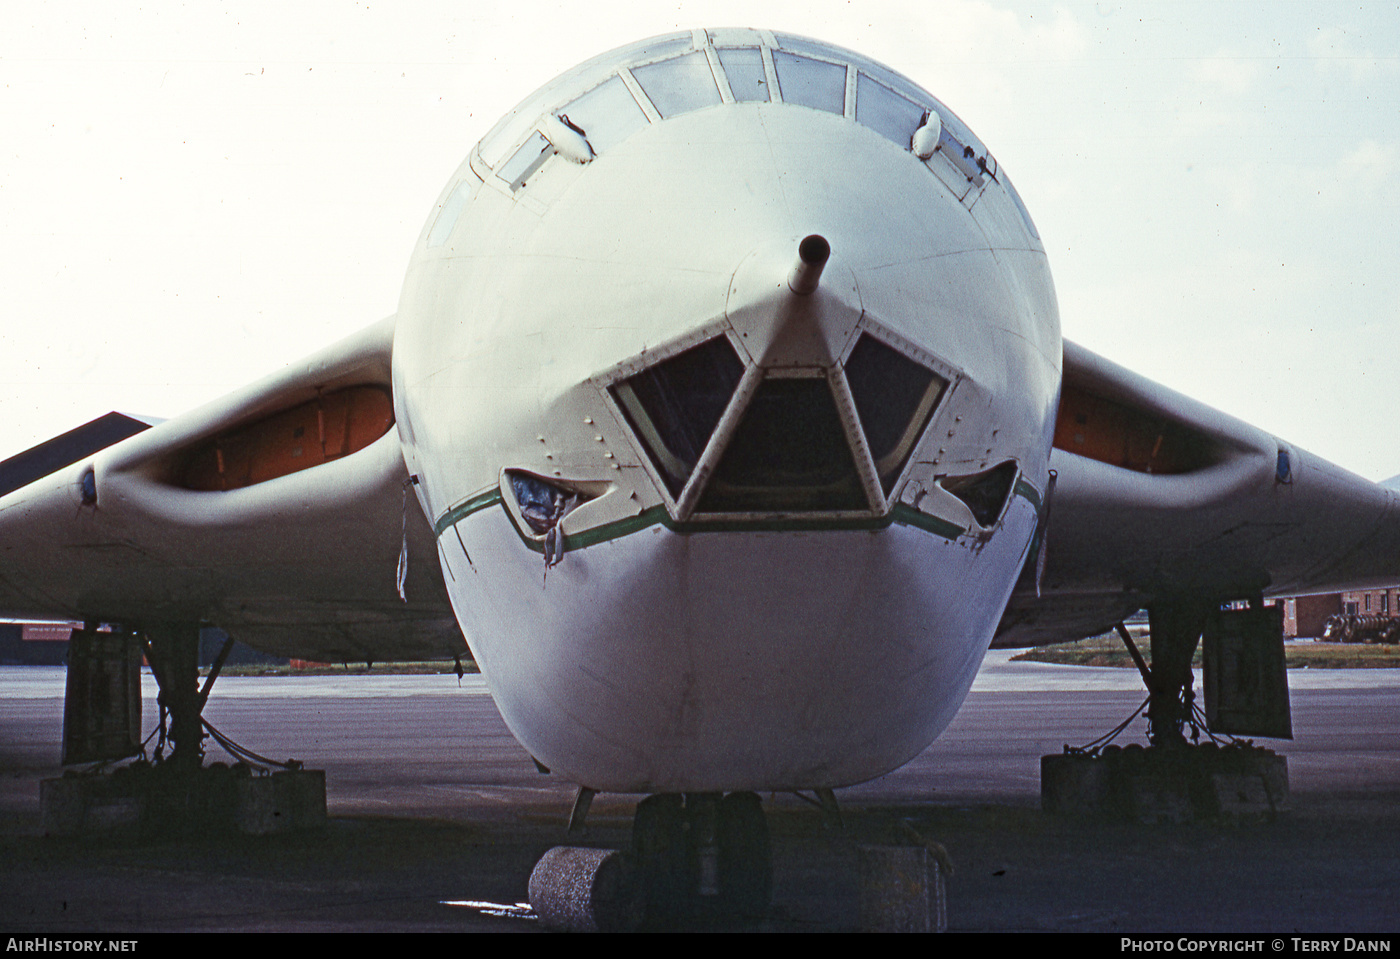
xmin=844 ymin=334 xmax=949 ymax=495
xmin=610 ymin=336 xmax=745 ymax=497
xmin=695 ymin=375 xmax=867 ymax=514
xmin=607 ymin=322 xmax=956 ymax=518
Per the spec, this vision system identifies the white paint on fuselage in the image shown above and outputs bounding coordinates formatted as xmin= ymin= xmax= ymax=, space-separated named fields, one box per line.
xmin=441 ymin=498 xmax=1040 ymax=793
xmin=392 ymin=31 xmax=1061 ymax=793
xmin=394 ymin=108 xmax=1058 ymax=514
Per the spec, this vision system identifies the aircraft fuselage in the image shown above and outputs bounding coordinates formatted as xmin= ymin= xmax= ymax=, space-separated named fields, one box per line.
xmin=392 ymin=29 xmax=1060 ymax=792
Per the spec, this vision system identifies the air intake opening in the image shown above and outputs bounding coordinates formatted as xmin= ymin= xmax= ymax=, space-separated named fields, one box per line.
xmin=1053 ymin=385 xmax=1218 ymax=474
xmin=179 ymin=385 xmax=393 ymax=492
xmin=939 ymin=461 xmax=1018 ymax=527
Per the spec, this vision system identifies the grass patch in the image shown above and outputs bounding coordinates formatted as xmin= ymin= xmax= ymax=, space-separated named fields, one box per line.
xmin=202 ymin=660 xmax=479 ymax=677
xmin=1011 ymin=632 xmax=1400 ymax=669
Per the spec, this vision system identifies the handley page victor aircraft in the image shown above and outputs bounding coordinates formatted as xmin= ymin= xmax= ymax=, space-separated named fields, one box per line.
xmin=3 ymin=28 xmax=1399 ymax=922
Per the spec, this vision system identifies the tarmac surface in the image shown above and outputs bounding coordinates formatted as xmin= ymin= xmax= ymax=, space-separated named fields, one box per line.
xmin=2 ymin=651 xmax=1399 ymax=933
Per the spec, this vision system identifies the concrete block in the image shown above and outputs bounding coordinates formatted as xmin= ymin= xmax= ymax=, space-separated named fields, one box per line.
xmin=529 ymin=846 xmax=642 ymax=933
xmin=236 ymin=769 xmax=327 ymax=835
xmin=40 ymin=765 xmax=327 ymax=839
xmin=1210 ymin=773 xmax=1272 ymax=820
xmin=1128 ymin=774 xmax=1195 ymax=824
xmin=1041 ymin=745 xmax=1288 ymax=823
xmin=1041 ymin=753 xmax=1112 ymax=815
xmin=858 ymin=844 xmax=947 ymax=933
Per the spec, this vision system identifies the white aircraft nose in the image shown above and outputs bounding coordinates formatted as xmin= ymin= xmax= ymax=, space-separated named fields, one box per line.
xmin=388 ymin=28 xmax=1063 ymax=802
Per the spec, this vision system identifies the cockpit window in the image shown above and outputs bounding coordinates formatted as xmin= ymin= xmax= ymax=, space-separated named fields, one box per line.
xmin=716 ymin=47 xmax=770 ymax=102
xmin=498 ymin=131 xmax=553 ymax=191
xmin=771 ymin=51 xmax=847 ymax=115
xmin=472 ymin=32 xmax=1039 ymax=239
xmin=632 ymin=51 xmax=722 ymax=118
xmin=557 ymin=76 xmax=648 ymax=155
xmin=610 ymin=336 xmax=745 ymax=498
xmin=856 ymin=72 xmax=926 ymax=150
xmin=843 ymin=334 xmax=948 ymax=494
xmin=696 ymin=376 xmax=867 ymax=513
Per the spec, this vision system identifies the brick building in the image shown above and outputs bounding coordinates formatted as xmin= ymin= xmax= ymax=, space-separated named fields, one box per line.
xmin=1280 ymin=590 xmax=1400 ymax=639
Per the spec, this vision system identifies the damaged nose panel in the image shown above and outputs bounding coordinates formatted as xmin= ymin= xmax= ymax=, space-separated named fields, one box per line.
xmin=506 ymin=471 xmax=596 ymax=576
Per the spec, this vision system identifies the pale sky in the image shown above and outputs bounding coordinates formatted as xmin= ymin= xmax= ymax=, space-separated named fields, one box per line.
xmin=3 ymin=1 xmax=1398 ymax=478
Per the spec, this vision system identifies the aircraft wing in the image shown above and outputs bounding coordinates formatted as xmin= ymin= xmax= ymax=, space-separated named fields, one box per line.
xmin=0 ymin=316 xmax=462 ymax=663
xmin=4 ymin=317 xmax=1393 ymax=660
xmin=995 ymin=339 xmax=1400 ymax=647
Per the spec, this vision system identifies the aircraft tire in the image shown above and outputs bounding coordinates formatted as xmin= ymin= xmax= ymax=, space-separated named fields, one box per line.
xmin=631 ymin=792 xmax=689 ymax=923
xmin=717 ymin=790 xmax=772 ymax=918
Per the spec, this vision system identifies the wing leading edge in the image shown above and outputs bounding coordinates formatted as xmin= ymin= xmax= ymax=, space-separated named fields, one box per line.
xmin=6 ymin=322 xmax=1396 ymax=659
xmin=996 ymin=339 xmax=1400 ymax=647
xmin=0 ymin=316 xmax=461 ymax=662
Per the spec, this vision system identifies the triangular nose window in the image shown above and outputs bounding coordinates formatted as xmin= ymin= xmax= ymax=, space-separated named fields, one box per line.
xmin=843 ymin=334 xmax=948 ymax=494
xmin=610 ymin=336 xmax=744 ymax=497
xmin=696 ymin=376 xmax=867 ymax=513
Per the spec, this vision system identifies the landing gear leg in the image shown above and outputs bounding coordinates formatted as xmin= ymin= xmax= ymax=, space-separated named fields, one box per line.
xmin=144 ymin=623 xmax=205 ymax=769
xmin=530 ymin=791 xmax=774 ymax=930
xmin=44 ymin=623 xmax=324 ymax=837
xmin=631 ymin=791 xmax=772 ymax=925
xmin=1043 ymin=601 xmax=1290 ymax=822
xmin=1146 ymin=601 xmax=1210 ymax=746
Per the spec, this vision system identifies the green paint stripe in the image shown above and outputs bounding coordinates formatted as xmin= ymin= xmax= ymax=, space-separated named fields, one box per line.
xmin=1014 ymin=477 xmax=1042 ymax=511
xmin=889 ymin=503 xmax=968 ymax=540
xmin=432 ymin=488 xmax=503 ymax=537
xmin=433 ymin=475 xmax=1051 ymax=551
xmin=435 ymin=468 xmax=1044 ymax=554
xmin=569 ymin=506 xmax=671 ymax=548
xmin=435 ymin=488 xmax=968 ymax=555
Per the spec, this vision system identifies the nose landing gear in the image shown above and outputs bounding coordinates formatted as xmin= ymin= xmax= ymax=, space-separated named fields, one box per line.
xmin=632 ymin=791 xmax=772 ymax=923
xmin=529 ymin=790 xmax=773 ymax=931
